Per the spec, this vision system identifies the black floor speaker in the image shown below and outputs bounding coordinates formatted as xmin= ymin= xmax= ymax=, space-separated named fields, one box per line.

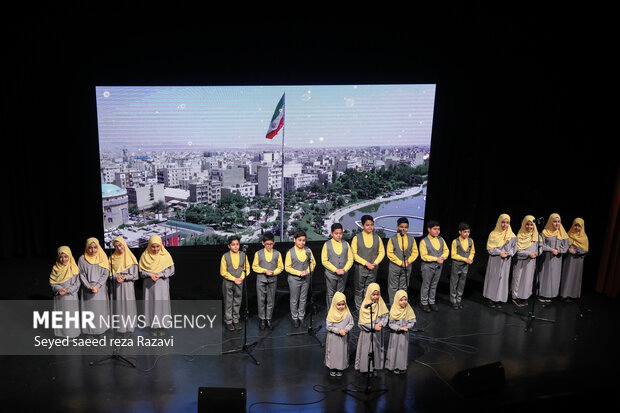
xmin=452 ymin=361 xmax=505 ymax=397
xmin=198 ymin=387 xmax=246 ymax=412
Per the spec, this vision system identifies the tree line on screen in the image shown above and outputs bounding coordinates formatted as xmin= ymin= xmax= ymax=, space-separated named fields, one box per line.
xmin=172 ymin=163 xmax=427 ymax=244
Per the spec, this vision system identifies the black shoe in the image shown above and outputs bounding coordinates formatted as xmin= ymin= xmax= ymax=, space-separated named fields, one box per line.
xmin=259 ymin=319 xmax=266 ymax=330
xmin=487 ymin=300 xmax=496 ymax=308
xmin=233 ymin=322 xmax=242 ymax=330
xmin=226 ymin=323 xmax=235 ymax=332
xmin=421 ymin=304 xmax=431 ymax=313
xmin=513 ymin=298 xmax=527 ymax=307
xmin=494 ymin=302 xmax=502 ymax=309
xmin=266 ymin=319 xmax=273 ymax=329
xmin=452 ymin=303 xmax=459 ymax=310
xmin=293 ymin=319 xmax=300 ymax=328
xmin=429 ymin=303 xmax=439 ymax=312
xmin=458 ymin=302 xmax=464 ymax=309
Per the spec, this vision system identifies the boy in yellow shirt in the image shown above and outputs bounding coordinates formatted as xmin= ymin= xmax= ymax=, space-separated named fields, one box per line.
xmin=450 ymin=222 xmax=475 ymax=310
xmin=321 ymin=223 xmax=354 ymax=309
xmin=220 ymin=235 xmax=250 ymax=331
xmin=386 ymin=217 xmax=419 ymax=305
xmin=419 ymin=220 xmax=449 ymax=312
xmin=285 ymin=230 xmax=316 ymax=328
xmin=252 ymin=232 xmax=284 ymax=330
xmin=351 ymin=215 xmax=385 ymax=311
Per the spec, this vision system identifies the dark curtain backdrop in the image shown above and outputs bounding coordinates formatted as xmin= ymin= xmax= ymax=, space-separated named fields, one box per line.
xmin=3 ymin=11 xmax=615 ymax=297
xmin=596 ymin=165 xmax=620 ymax=297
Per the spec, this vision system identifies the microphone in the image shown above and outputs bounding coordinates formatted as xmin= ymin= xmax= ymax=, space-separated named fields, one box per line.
xmin=364 ymin=302 xmax=375 ymax=309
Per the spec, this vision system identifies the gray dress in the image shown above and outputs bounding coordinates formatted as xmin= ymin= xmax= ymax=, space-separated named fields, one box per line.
xmin=483 ymin=238 xmax=517 ymax=302
xmin=112 ymin=264 xmax=138 ymax=333
xmin=324 ymin=313 xmax=354 ymax=370
xmin=78 ymin=256 xmax=110 ymax=335
xmin=50 ymin=275 xmax=81 ymax=338
xmin=355 ymin=312 xmax=388 ymax=373
xmin=539 ymin=236 xmax=569 ymax=298
xmin=559 ymin=245 xmax=587 ymax=298
xmin=140 ymin=265 xmax=174 ymax=328
xmin=511 ymin=241 xmax=542 ymax=300
xmin=384 ymin=316 xmax=416 ymax=371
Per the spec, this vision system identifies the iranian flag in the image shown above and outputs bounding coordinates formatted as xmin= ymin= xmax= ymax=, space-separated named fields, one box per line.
xmin=266 ymin=93 xmax=285 ymax=139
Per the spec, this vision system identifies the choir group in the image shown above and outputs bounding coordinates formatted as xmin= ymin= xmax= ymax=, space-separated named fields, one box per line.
xmin=49 ymin=212 xmax=587 ymax=377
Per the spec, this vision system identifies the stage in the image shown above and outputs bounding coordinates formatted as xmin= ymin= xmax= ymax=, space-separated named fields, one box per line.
xmin=2 ymin=256 xmax=618 ymax=413
xmin=3 ymin=12 xmax=618 ymax=413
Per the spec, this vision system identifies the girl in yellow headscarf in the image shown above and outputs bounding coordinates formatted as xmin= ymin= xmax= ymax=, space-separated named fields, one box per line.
xmin=560 ymin=218 xmax=589 ymax=301
xmin=385 ymin=290 xmax=416 ymax=374
xmin=139 ymin=235 xmax=175 ymax=336
xmin=483 ymin=214 xmax=517 ymax=309
xmin=355 ymin=283 xmax=389 ymax=375
xmin=510 ymin=216 xmax=542 ymax=307
xmin=538 ymin=213 xmax=569 ymax=303
xmin=50 ymin=246 xmax=81 ymax=338
xmin=324 ymin=292 xmax=354 ymax=377
xmin=110 ymin=236 xmax=139 ymax=334
xmin=78 ymin=237 xmax=111 ymax=335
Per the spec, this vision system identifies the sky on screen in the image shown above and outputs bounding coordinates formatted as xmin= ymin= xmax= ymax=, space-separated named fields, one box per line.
xmin=95 ymin=84 xmax=436 ymax=151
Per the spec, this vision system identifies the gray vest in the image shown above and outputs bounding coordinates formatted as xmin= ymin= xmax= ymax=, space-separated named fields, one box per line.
xmin=423 ymin=236 xmax=445 ymax=257
xmin=455 ymin=238 xmax=473 ymax=259
xmin=325 ymin=240 xmax=349 ymax=273
xmin=355 ymin=232 xmax=381 ymax=262
xmin=288 ymin=247 xmax=312 ymax=274
xmin=390 ymin=234 xmax=415 ymax=261
xmin=257 ymin=249 xmax=280 ymax=272
xmin=224 ymin=251 xmax=247 ymax=278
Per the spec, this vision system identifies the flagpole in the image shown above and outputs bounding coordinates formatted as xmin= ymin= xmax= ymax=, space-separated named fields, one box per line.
xmin=280 ymin=92 xmax=286 ymax=242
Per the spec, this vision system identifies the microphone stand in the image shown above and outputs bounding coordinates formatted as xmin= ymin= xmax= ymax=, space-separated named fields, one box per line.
xmin=222 ymin=246 xmax=260 ymax=365
xmin=344 ymin=302 xmax=388 ymax=401
xmin=288 ymin=251 xmax=323 ymax=346
xmin=514 ymin=217 xmax=555 ymax=331
xmin=398 ymin=230 xmax=408 ymax=298
xmin=90 ymin=266 xmax=136 ymax=368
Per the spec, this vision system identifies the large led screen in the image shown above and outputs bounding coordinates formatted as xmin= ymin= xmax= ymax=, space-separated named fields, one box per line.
xmin=95 ymin=85 xmax=435 ymax=247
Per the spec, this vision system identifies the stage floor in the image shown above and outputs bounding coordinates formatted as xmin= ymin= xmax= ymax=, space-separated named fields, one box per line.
xmin=2 ymin=277 xmax=619 ymax=413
